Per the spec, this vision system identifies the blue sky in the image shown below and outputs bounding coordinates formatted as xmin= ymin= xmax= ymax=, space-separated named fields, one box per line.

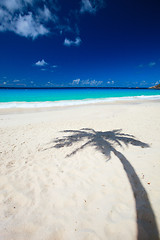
xmin=0 ymin=0 xmax=160 ymax=88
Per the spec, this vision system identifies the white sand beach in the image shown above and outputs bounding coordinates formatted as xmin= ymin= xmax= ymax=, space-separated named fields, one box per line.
xmin=0 ymin=100 xmax=160 ymax=240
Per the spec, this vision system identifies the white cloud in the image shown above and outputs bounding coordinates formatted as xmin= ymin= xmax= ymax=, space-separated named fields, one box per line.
xmin=155 ymin=80 xmax=160 ymax=85
xmin=15 ymin=13 xmax=49 ymax=39
xmin=71 ymin=78 xmax=103 ymax=86
xmin=34 ymin=60 xmax=58 ymax=71
xmin=0 ymin=0 xmax=104 ymax=41
xmin=107 ymin=79 xmax=114 ymax=84
xmin=80 ymin=0 xmax=94 ymax=13
xmin=1 ymin=0 xmax=22 ymax=12
xmin=13 ymin=79 xmax=20 ymax=82
xmin=52 ymin=65 xmax=58 ymax=68
xmin=64 ymin=37 xmax=81 ymax=47
xmin=47 ymin=81 xmax=55 ymax=86
xmin=37 ymin=5 xmax=53 ymax=22
xmin=0 ymin=8 xmax=49 ymax=39
xmin=91 ymin=80 xmax=103 ymax=86
xmin=148 ymin=62 xmax=156 ymax=67
xmin=81 ymin=79 xmax=103 ymax=86
xmin=0 ymin=1 xmax=57 ymax=39
xmin=35 ymin=59 xmax=48 ymax=66
xmin=140 ymin=80 xmax=147 ymax=86
xmin=80 ymin=0 xmax=104 ymax=14
xmin=72 ymin=78 xmax=80 ymax=84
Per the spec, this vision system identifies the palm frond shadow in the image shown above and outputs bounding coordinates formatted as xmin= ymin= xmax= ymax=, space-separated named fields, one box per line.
xmin=48 ymin=128 xmax=159 ymax=240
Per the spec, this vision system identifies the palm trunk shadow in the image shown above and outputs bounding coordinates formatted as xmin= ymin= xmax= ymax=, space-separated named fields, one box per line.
xmin=112 ymin=148 xmax=159 ymax=240
xmin=48 ymin=128 xmax=159 ymax=240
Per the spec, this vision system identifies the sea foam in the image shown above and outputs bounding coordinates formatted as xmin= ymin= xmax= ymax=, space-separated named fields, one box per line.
xmin=0 ymin=95 xmax=160 ymax=109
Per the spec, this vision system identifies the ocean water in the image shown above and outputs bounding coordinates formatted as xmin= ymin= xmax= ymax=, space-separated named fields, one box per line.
xmin=0 ymin=88 xmax=160 ymax=108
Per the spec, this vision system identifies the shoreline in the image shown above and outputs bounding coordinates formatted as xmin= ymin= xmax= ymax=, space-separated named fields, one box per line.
xmin=0 ymin=98 xmax=160 ymax=116
xmin=0 ymin=95 xmax=160 ymax=114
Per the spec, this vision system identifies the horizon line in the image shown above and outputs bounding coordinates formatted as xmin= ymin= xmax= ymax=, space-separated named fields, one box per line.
xmin=0 ymin=87 xmax=154 ymax=90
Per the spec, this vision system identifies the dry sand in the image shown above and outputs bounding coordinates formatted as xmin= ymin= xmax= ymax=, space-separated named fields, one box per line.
xmin=0 ymin=100 xmax=160 ymax=240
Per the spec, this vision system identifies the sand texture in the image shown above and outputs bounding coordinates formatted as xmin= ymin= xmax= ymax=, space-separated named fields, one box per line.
xmin=0 ymin=100 xmax=160 ymax=240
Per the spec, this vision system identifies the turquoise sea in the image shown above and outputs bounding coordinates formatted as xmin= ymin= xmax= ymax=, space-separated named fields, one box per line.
xmin=0 ymin=88 xmax=160 ymax=108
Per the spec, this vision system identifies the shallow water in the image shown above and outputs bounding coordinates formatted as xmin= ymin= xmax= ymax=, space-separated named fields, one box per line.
xmin=0 ymin=88 xmax=160 ymax=108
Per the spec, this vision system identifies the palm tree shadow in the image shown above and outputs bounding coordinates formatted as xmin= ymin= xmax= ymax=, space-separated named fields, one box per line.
xmin=47 ymin=128 xmax=159 ymax=240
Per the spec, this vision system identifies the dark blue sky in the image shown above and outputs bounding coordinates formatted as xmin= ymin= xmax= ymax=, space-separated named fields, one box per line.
xmin=0 ymin=0 xmax=160 ymax=88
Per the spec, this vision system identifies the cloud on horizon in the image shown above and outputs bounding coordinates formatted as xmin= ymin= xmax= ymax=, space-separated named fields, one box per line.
xmin=155 ymin=80 xmax=160 ymax=85
xmin=72 ymin=78 xmax=103 ymax=86
xmin=0 ymin=0 xmax=104 ymax=42
xmin=13 ymin=79 xmax=20 ymax=82
xmin=107 ymin=80 xmax=114 ymax=84
xmin=72 ymin=78 xmax=81 ymax=84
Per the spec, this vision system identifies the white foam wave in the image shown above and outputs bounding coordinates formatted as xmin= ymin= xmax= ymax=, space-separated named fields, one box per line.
xmin=0 ymin=95 xmax=160 ymax=109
